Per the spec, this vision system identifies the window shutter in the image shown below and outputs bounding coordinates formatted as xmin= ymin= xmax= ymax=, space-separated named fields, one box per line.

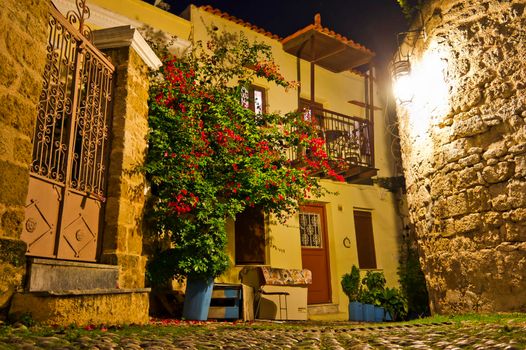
xmin=353 ymin=210 xmax=377 ymax=269
xmin=235 ymin=206 xmax=266 ymax=265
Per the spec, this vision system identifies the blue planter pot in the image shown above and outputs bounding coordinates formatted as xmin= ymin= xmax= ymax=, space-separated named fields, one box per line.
xmin=348 ymin=301 xmax=363 ymax=321
xmin=362 ymin=303 xmax=375 ymax=322
xmin=374 ymin=306 xmax=385 ymax=322
xmin=182 ymin=277 xmax=214 ymax=321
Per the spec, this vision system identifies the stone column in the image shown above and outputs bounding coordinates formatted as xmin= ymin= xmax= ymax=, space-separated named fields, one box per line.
xmin=395 ymin=0 xmax=526 ymax=313
xmin=0 ymin=0 xmax=48 ymax=318
xmin=93 ymin=26 xmax=161 ymax=289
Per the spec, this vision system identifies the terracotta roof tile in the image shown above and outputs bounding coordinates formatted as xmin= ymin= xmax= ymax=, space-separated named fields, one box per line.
xmin=199 ymin=5 xmax=281 ymax=41
xmin=311 ymin=20 xmax=374 ymax=56
xmin=198 ymin=7 xmax=373 ymax=73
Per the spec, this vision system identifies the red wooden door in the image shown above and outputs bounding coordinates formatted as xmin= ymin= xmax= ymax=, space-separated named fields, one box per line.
xmin=300 ymin=204 xmax=331 ymax=304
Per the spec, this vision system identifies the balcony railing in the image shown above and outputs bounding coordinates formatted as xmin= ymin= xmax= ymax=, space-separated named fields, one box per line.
xmin=287 ymin=104 xmax=376 ymax=181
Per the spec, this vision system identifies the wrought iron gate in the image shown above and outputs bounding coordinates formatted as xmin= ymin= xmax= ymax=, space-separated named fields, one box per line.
xmin=21 ymin=3 xmax=114 ymax=261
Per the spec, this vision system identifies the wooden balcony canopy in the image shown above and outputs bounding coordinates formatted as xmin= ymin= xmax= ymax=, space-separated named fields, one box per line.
xmin=281 ymin=14 xmax=375 ymax=73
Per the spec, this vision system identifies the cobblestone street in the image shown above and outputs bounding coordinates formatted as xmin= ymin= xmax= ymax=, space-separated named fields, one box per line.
xmin=1 ymin=318 xmax=525 ymax=350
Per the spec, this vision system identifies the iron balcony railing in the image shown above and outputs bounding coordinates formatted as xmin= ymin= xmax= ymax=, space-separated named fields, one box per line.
xmin=287 ymin=104 xmax=374 ymax=174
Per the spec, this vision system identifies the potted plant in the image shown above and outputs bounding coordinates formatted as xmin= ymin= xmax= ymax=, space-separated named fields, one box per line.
xmin=360 ymin=271 xmax=386 ymax=322
xmin=381 ymin=287 xmax=408 ymax=321
xmin=144 ymin=31 xmax=346 ymax=320
xmin=341 ymin=265 xmax=363 ymax=321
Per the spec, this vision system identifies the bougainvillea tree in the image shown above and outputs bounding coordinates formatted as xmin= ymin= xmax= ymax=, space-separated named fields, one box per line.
xmin=145 ymin=31 xmax=345 ymax=284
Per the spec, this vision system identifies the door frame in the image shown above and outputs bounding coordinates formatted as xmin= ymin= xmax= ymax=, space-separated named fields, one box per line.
xmin=300 ymin=203 xmax=332 ymax=304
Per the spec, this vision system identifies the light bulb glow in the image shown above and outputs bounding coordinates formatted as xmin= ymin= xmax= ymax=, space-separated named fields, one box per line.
xmin=393 ymin=73 xmax=414 ymax=104
xmin=391 ymin=58 xmax=414 ymax=104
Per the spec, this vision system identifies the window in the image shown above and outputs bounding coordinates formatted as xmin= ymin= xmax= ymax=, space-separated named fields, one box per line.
xmin=299 ymin=98 xmax=323 ymax=124
xmin=299 ymin=212 xmax=323 ymax=248
xmin=235 ymin=206 xmax=266 ymax=265
xmin=353 ymin=210 xmax=377 ymax=269
xmin=241 ymin=85 xmax=266 ymax=115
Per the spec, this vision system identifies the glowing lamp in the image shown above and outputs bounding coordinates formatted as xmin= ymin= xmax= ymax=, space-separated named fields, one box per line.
xmin=392 ymin=58 xmax=413 ymax=104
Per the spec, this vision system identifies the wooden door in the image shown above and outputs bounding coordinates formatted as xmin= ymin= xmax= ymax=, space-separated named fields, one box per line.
xmin=300 ymin=204 xmax=331 ymax=304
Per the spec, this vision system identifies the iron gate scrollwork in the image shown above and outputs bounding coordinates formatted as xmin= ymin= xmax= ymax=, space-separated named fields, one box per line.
xmin=21 ymin=3 xmax=114 ymax=262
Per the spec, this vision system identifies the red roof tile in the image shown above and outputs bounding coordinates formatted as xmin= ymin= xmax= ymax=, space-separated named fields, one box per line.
xmin=281 ymin=14 xmax=374 ymax=56
xmin=199 ymin=5 xmax=282 ymax=41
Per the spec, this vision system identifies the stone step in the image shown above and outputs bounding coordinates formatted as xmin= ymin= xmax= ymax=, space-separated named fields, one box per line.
xmin=307 ymin=304 xmax=347 ymax=321
xmin=9 ymin=288 xmax=150 ymax=326
xmin=307 ymin=303 xmax=340 ymax=315
xmin=308 ymin=312 xmax=348 ymax=321
xmin=27 ymin=258 xmax=119 ymax=292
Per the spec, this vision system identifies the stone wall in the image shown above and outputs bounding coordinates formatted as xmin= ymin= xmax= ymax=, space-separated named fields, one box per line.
xmin=0 ymin=0 xmax=48 ymax=318
xmin=9 ymin=291 xmax=150 ymax=325
xmin=396 ymin=0 xmax=526 ymax=313
xmin=100 ymin=47 xmax=150 ymax=289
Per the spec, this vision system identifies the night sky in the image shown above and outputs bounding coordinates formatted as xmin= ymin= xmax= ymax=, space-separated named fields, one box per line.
xmin=150 ymin=0 xmax=409 ymax=91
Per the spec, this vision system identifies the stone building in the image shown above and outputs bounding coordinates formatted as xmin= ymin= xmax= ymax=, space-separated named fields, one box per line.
xmin=394 ymin=0 xmax=526 ymax=313
xmin=0 ymin=0 xmax=161 ymax=324
xmin=1 ymin=0 xmax=407 ymax=324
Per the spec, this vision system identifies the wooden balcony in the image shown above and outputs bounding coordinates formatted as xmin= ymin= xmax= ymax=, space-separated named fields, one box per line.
xmin=288 ymin=105 xmax=377 ymax=183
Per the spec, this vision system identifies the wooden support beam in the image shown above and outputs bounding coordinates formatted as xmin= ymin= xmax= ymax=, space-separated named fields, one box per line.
xmin=348 ymin=100 xmax=382 ymax=111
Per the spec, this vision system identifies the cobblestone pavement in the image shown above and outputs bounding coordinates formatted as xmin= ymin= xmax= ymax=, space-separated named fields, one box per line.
xmin=0 ymin=320 xmax=525 ymax=349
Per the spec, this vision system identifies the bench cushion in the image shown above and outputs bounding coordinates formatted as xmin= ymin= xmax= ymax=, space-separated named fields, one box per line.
xmin=259 ymin=267 xmax=312 ymax=286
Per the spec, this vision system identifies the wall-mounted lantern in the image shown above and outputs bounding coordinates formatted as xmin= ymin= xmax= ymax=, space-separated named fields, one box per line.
xmin=391 ymin=12 xmax=427 ymax=106
xmin=392 ymin=57 xmax=413 ymax=105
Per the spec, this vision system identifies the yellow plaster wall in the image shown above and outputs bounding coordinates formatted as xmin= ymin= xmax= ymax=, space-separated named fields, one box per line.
xmin=188 ymin=6 xmax=395 ymax=176
xmin=189 ymin=5 xmax=403 ymax=315
xmin=97 ymin=2 xmax=403 ymax=317
xmin=88 ymin=0 xmax=192 ymax=39
xmin=317 ymin=180 xmax=401 ymax=312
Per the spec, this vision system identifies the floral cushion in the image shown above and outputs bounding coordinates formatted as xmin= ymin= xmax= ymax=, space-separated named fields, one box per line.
xmin=259 ymin=267 xmax=312 ymax=286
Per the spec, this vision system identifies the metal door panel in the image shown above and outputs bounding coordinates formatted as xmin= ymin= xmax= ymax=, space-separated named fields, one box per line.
xmin=22 ymin=177 xmax=62 ymax=258
xmin=56 ymin=190 xmax=101 ymax=261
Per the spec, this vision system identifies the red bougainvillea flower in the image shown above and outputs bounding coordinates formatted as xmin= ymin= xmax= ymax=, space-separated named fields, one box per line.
xmin=144 ymin=31 xmax=348 ymax=284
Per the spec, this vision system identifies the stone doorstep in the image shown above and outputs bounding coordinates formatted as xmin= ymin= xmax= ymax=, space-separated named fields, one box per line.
xmin=31 ymin=288 xmax=151 ymax=296
xmin=307 ymin=304 xmax=347 ymax=321
xmin=307 ymin=303 xmax=340 ymax=315
xmin=28 ymin=258 xmax=120 ymax=292
xmin=9 ymin=288 xmax=151 ymax=326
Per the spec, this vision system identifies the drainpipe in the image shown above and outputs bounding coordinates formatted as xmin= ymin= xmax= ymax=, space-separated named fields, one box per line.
xmin=368 ymin=63 xmax=375 ymax=168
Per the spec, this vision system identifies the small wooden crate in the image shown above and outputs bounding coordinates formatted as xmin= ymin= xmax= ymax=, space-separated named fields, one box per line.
xmin=207 ymin=283 xmax=241 ymax=320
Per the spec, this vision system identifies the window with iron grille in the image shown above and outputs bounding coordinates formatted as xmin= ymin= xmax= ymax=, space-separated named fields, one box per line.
xmin=299 ymin=212 xmax=323 ymax=248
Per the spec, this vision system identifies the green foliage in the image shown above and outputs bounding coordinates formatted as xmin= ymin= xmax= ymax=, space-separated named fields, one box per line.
xmin=349 ymin=269 xmax=408 ymax=321
xmin=341 ymin=265 xmax=361 ymax=302
xmin=382 ymin=287 xmax=408 ymax=321
xmin=398 ymin=235 xmax=430 ymax=317
xmin=144 ymin=30 xmax=346 ymax=284
xmin=396 ymin=0 xmax=423 ymax=20
xmin=359 ymin=271 xmax=387 ymax=307
xmin=362 ymin=271 xmax=386 ymax=292
xmin=17 ymin=313 xmax=35 ymax=327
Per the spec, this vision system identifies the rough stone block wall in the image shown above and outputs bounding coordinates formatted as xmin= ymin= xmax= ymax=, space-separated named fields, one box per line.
xmin=9 ymin=291 xmax=150 ymax=325
xmin=0 ymin=0 xmax=48 ymax=317
xmin=101 ymin=47 xmax=150 ymax=289
xmin=397 ymin=0 xmax=526 ymax=313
